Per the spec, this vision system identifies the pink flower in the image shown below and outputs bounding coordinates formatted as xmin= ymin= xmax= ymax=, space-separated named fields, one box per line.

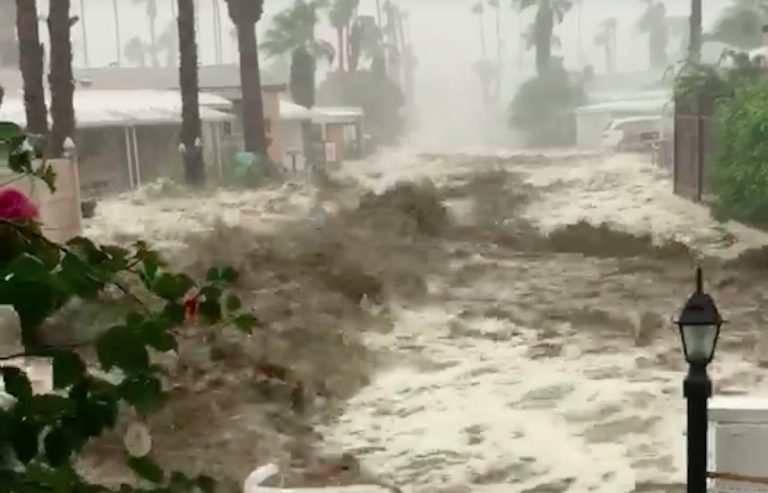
xmin=0 ymin=188 xmax=40 ymax=220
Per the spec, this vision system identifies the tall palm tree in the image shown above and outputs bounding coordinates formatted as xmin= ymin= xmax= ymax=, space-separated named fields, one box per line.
xmin=263 ymin=0 xmax=335 ymax=108
xmin=212 ymin=0 xmax=223 ymax=64
xmin=594 ymin=18 xmax=617 ymax=73
xmin=177 ymin=0 xmax=205 ymax=185
xmin=637 ymin=0 xmax=668 ymax=69
xmin=520 ymin=0 xmax=572 ymax=76
xmin=112 ymin=0 xmax=122 ymax=65
xmin=48 ymin=0 xmax=75 ymax=158
xmin=224 ymin=0 xmax=268 ymax=156
xmin=488 ymin=0 xmax=502 ymax=103
xmin=0 ymin=2 xmax=18 ymax=67
xmin=329 ymin=0 xmax=358 ymax=73
xmin=472 ymin=2 xmax=488 ymax=59
xmin=347 ymin=14 xmax=382 ymax=72
xmin=16 ymin=0 xmax=48 ymax=136
xmin=135 ymin=0 xmax=160 ymax=66
xmin=710 ymin=0 xmax=768 ymax=50
xmin=125 ymin=36 xmax=148 ymax=67
xmin=690 ymin=0 xmax=702 ymax=61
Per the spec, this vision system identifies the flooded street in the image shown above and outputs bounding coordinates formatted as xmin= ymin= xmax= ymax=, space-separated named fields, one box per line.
xmin=84 ymin=150 xmax=768 ymax=492
xmin=319 ymin=151 xmax=768 ymax=492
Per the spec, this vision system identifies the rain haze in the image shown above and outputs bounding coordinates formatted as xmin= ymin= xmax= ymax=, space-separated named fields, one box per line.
xmin=3 ymin=1 xmax=768 ymax=493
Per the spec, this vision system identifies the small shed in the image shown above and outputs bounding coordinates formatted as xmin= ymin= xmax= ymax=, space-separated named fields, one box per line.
xmin=278 ymin=100 xmax=313 ymax=171
xmin=0 ymin=89 xmax=234 ymax=192
xmin=312 ymin=106 xmax=365 ymax=163
xmin=574 ymin=98 xmax=669 ymax=150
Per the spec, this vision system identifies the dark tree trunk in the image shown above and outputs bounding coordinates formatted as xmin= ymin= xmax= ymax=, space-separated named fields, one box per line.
xmin=236 ymin=21 xmax=267 ymax=155
xmin=48 ymin=0 xmax=75 ymax=157
xmin=16 ymin=0 xmax=48 ymax=136
xmin=177 ymin=0 xmax=205 ymax=185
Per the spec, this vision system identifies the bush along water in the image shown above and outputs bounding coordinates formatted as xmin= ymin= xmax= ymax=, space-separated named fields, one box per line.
xmin=0 ymin=126 xmax=258 ymax=492
xmin=711 ymin=80 xmax=768 ymax=225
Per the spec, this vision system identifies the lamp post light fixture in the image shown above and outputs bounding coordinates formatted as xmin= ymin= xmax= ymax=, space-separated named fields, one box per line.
xmin=676 ymin=267 xmax=724 ymax=493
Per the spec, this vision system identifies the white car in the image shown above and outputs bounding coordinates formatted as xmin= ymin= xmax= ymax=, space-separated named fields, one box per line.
xmin=602 ymin=116 xmax=662 ymax=152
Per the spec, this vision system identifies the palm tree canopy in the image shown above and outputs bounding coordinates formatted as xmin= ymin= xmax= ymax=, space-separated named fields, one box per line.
xmin=262 ymin=0 xmax=335 ymax=61
xmin=520 ymin=0 xmax=572 ymax=23
xmin=710 ymin=0 xmax=768 ymax=49
xmin=637 ymin=0 xmax=666 ymax=33
xmin=328 ymin=0 xmax=358 ymax=29
xmin=224 ymin=0 xmax=265 ymax=25
xmin=594 ymin=18 xmax=616 ymax=45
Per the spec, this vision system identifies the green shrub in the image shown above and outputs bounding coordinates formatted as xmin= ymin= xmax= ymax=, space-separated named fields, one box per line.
xmin=711 ymin=80 xmax=768 ymax=224
xmin=509 ymin=64 xmax=585 ymax=147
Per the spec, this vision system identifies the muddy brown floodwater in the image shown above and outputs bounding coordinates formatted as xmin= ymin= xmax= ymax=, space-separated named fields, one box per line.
xmin=44 ymin=150 xmax=768 ymax=492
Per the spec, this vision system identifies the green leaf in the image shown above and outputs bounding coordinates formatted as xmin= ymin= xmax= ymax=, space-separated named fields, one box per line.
xmin=199 ymin=299 xmax=222 ymax=324
xmin=118 ymin=374 xmax=165 ymax=411
xmin=39 ymin=165 xmax=57 ymax=193
xmin=200 ymin=286 xmax=221 ymax=301
xmin=66 ymin=237 xmax=107 ymax=263
xmin=233 ymin=314 xmax=259 ymax=334
xmin=127 ymin=456 xmax=164 ymax=483
xmin=52 ymin=352 xmax=86 ymax=389
xmin=225 ymin=294 xmax=241 ymax=312
xmin=140 ymin=319 xmax=177 ymax=353
xmin=152 ymin=273 xmax=194 ymax=301
xmin=206 ymin=266 xmax=238 ymax=284
xmin=219 ymin=266 xmax=238 ymax=283
xmin=10 ymin=417 xmax=39 ymax=463
xmin=1 ymin=367 xmax=32 ymax=403
xmin=0 ymin=122 xmax=23 ymax=141
xmin=6 ymin=254 xmax=52 ymax=283
xmin=162 ymin=302 xmax=185 ymax=326
xmin=44 ymin=427 xmax=73 ymax=467
xmin=96 ymin=326 xmax=149 ymax=374
xmin=27 ymin=395 xmax=74 ymax=422
xmin=196 ymin=475 xmax=216 ymax=493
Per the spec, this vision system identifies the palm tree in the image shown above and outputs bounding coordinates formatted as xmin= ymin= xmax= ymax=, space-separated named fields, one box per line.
xmin=594 ymin=18 xmax=617 ymax=73
xmin=488 ymin=0 xmax=502 ymax=102
xmin=48 ymin=0 xmax=75 ymax=158
xmin=690 ymin=0 xmax=702 ymax=61
xmin=710 ymin=0 xmax=768 ymax=50
xmin=637 ymin=0 xmax=668 ymax=69
xmin=472 ymin=2 xmax=488 ymax=59
xmin=225 ymin=0 xmax=268 ymax=156
xmin=157 ymin=21 xmax=178 ymax=66
xmin=112 ymin=0 xmax=122 ymax=65
xmin=329 ymin=0 xmax=358 ymax=73
xmin=0 ymin=3 xmax=18 ymax=67
xmin=177 ymin=0 xmax=205 ymax=185
xmin=520 ymin=0 xmax=572 ymax=76
xmin=16 ymin=0 xmax=48 ymax=136
xmin=263 ymin=0 xmax=335 ymax=107
xmin=347 ymin=14 xmax=382 ymax=72
xmin=135 ymin=0 xmax=160 ymax=66
xmin=125 ymin=36 xmax=148 ymax=67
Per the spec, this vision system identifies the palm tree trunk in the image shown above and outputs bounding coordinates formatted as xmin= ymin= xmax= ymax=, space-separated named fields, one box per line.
xmin=212 ymin=0 xmax=222 ymax=64
xmin=689 ymin=0 xmax=702 ymax=62
xmin=149 ymin=0 xmax=160 ymax=66
xmin=16 ymin=0 xmax=48 ymax=136
xmin=48 ymin=0 xmax=75 ymax=157
xmin=479 ymin=12 xmax=487 ymax=58
xmin=494 ymin=5 xmax=501 ymax=104
xmin=336 ymin=26 xmax=345 ymax=72
xmin=113 ymin=0 xmax=121 ymax=65
xmin=177 ymin=0 xmax=205 ymax=185
xmin=236 ymin=21 xmax=267 ymax=155
xmin=79 ymin=0 xmax=89 ymax=66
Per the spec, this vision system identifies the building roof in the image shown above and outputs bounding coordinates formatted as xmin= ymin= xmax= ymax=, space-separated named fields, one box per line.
xmin=279 ymin=100 xmax=314 ymax=121
xmin=0 ymin=65 xmax=287 ymax=94
xmin=0 ymin=89 xmax=234 ymax=129
xmin=311 ymin=106 xmax=364 ymax=124
xmin=575 ymin=98 xmax=669 ymax=115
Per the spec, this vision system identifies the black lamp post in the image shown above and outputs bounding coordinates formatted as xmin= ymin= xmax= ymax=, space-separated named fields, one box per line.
xmin=676 ymin=267 xmax=723 ymax=493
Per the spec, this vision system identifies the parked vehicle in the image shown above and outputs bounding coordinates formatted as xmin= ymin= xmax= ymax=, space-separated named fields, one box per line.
xmin=602 ymin=116 xmax=662 ymax=152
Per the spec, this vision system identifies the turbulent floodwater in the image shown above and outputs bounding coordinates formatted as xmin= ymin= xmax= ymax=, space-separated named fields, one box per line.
xmin=83 ymin=150 xmax=768 ymax=493
xmin=315 ymin=151 xmax=768 ymax=493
